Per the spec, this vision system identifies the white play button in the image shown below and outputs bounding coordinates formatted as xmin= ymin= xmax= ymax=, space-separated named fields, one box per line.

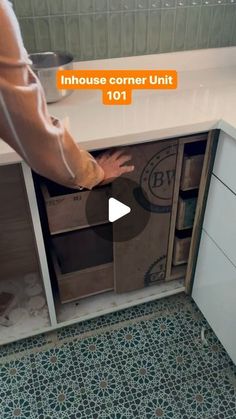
xmin=108 ymin=198 xmax=131 ymax=223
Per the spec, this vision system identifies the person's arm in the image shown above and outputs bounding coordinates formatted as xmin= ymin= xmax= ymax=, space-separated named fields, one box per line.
xmin=0 ymin=0 xmax=104 ymax=189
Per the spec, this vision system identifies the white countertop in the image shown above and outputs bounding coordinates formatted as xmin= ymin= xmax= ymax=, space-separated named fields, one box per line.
xmin=1 ymin=47 xmax=236 ymax=165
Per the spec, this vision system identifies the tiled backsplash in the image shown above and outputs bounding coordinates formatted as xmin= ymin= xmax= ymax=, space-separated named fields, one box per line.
xmin=13 ymin=0 xmax=236 ymax=60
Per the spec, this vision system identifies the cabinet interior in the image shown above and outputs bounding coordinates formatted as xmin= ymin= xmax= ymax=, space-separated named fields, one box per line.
xmin=33 ymin=132 xmax=213 ymax=324
xmin=52 ymin=225 xmax=113 ymax=274
xmin=0 ymin=164 xmax=38 ymax=279
xmin=0 ymin=131 xmax=218 ymax=344
xmin=166 ymin=135 xmax=208 ymax=282
xmin=0 ymin=164 xmax=51 ymax=344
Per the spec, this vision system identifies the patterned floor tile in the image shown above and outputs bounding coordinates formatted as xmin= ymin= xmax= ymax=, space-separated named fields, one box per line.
xmin=32 ymin=343 xmax=75 ymax=382
xmin=39 ymin=380 xmax=80 ymax=418
xmin=0 ymin=333 xmax=54 ymax=361
xmin=0 ymin=356 xmax=35 ymax=392
xmin=0 ymin=378 xmax=39 ymax=419
xmin=172 ymin=369 xmax=236 ymax=419
xmin=144 ymin=313 xmax=191 ymax=347
xmin=117 ymin=352 xmax=165 ymax=392
xmin=0 ymin=293 xmax=236 ymax=418
xmin=72 ymin=332 xmax=115 ymax=362
xmin=108 ymin=322 xmax=151 ymax=356
xmin=1 ymin=397 xmax=37 ymax=419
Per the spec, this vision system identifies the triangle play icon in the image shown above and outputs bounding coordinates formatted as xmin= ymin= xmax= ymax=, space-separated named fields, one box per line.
xmin=108 ymin=198 xmax=131 ymax=223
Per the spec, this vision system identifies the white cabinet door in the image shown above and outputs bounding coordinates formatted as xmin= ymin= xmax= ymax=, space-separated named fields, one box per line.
xmin=203 ymin=175 xmax=236 ymax=267
xmin=213 ymin=131 xmax=236 ymax=194
xmin=192 ymin=230 xmax=236 ymax=365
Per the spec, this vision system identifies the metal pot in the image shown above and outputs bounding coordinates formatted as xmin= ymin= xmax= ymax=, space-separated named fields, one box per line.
xmin=29 ymin=52 xmax=74 ymax=104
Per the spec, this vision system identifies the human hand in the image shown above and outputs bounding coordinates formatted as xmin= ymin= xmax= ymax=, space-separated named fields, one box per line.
xmin=96 ymin=149 xmax=134 ymax=184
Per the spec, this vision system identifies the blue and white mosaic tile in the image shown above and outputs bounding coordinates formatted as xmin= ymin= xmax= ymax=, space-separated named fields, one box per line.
xmin=0 ymin=293 xmax=236 ymax=418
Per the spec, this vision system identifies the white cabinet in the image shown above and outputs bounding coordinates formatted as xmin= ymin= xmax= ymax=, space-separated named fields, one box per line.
xmin=213 ymin=131 xmax=236 ymax=195
xmin=192 ymin=230 xmax=236 ymax=364
xmin=193 ymin=130 xmax=236 ymax=365
xmin=203 ymin=175 xmax=236 ymax=267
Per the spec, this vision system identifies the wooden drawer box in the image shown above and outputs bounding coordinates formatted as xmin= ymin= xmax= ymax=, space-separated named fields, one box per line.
xmin=173 ymin=234 xmax=191 ymax=266
xmin=181 ymin=154 xmax=204 ymax=190
xmin=41 ymin=179 xmax=110 ymax=234
xmin=52 ymin=224 xmax=114 ymax=303
xmin=54 ymin=259 xmax=114 ymax=304
xmin=176 ymin=195 xmax=197 ymax=230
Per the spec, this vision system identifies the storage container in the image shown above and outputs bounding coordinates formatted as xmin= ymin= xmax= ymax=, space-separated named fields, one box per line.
xmin=41 ymin=179 xmax=110 ymax=234
xmin=181 ymin=154 xmax=204 ymax=190
xmin=51 ymin=224 xmax=114 ymax=303
xmin=176 ymin=195 xmax=197 ymax=230
xmin=173 ymin=233 xmax=191 ymax=266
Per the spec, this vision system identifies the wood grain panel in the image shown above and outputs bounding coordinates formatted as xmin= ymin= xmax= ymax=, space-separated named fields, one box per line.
xmin=0 ymin=164 xmax=39 ymax=279
xmin=113 ymin=139 xmax=178 ymax=293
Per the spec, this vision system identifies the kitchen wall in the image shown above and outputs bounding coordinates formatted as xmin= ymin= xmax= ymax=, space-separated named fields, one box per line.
xmin=13 ymin=0 xmax=236 ymax=61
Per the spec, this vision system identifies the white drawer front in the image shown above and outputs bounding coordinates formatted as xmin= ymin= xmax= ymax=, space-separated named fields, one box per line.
xmin=213 ymin=131 xmax=236 ymax=195
xmin=203 ymin=175 xmax=236 ymax=267
xmin=193 ymin=230 xmax=236 ymax=365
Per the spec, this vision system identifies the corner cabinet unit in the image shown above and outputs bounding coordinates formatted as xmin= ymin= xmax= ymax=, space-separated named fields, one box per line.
xmin=192 ymin=131 xmax=236 ymax=365
xmin=0 ymin=130 xmax=218 ymax=346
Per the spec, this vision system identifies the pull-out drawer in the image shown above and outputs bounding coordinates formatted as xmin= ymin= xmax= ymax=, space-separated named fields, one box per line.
xmin=41 ymin=179 xmax=110 ymax=234
xmin=180 ymin=154 xmax=204 ymax=190
xmin=203 ymin=175 xmax=236 ymax=267
xmin=51 ymin=224 xmax=114 ymax=303
xmin=54 ymin=259 xmax=114 ymax=304
xmin=213 ymin=131 xmax=236 ymax=194
xmin=176 ymin=192 xmax=197 ymax=230
xmin=192 ymin=230 xmax=236 ymax=365
xmin=173 ymin=231 xmax=191 ymax=266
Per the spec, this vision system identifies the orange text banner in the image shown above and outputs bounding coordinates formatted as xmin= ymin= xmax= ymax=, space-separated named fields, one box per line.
xmin=57 ymin=70 xmax=178 ymax=105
